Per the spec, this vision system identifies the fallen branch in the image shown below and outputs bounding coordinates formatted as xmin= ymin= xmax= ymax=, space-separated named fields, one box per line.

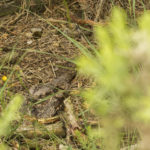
xmin=64 ymin=97 xmax=80 ymax=131
xmin=16 ymin=121 xmax=66 ymax=139
xmin=24 ymin=115 xmax=60 ymax=124
xmin=70 ymin=14 xmax=106 ymax=26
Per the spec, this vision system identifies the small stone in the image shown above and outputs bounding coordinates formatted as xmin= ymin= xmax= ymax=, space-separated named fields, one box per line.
xmin=27 ymin=40 xmax=33 ymax=45
xmin=31 ymin=28 xmax=43 ymax=38
xmin=59 ymin=144 xmax=68 ymax=150
xmin=25 ymin=32 xmax=32 ymax=38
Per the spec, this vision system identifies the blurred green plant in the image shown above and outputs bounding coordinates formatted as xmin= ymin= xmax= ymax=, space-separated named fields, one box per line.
xmin=76 ymin=7 xmax=150 ymax=150
xmin=0 ymin=94 xmax=24 ymax=150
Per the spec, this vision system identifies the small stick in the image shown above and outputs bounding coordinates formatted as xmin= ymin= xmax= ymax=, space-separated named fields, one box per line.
xmin=24 ymin=115 xmax=60 ymax=124
xmin=49 ymin=60 xmax=56 ymax=78
xmin=64 ymin=97 xmax=80 ymax=131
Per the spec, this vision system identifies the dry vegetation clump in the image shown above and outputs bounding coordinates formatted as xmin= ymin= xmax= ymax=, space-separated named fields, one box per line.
xmin=79 ymin=0 xmax=150 ymax=21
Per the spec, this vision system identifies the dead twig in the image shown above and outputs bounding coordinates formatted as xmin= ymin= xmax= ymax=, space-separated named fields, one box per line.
xmin=70 ymin=14 xmax=106 ymax=26
xmin=16 ymin=121 xmax=65 ymax=139
xmin=64 ymin=97 xmax=80 ymax=131
xmin=24 ymin=115 xmax=60 ymax=124
xmin=46 ymin=18 xmax=68 ymax=24
xmin=49 ymin=60 xmax=56 ymax=78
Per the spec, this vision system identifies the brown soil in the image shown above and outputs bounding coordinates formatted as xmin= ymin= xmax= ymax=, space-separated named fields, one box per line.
xmin=0 ymin=1 xmax=93 ymax=149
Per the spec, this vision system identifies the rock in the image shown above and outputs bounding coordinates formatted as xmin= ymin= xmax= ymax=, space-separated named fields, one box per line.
xmin=29 ymin=83 xmax=54 ymax=100
xmin=25 ymin=32 xmax=32 ymax=38
xmin=31 ymin=28 xmax=43 ymax=38
xmin=29 ymin=72 xmax=76 ymax=118
xmin=27 ymin=40 xmax=33 ymax=45
xmin=59 ymin=144 xmax=68 ymax=150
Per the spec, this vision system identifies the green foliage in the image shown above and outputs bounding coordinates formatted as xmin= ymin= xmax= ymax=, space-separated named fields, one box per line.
xmin=0 ymin=94 xmax=24 ymax=150
xmin=76 ymin=8 xmax=150 ymax=149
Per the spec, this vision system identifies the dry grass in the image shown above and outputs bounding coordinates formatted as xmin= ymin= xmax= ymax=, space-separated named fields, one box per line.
xmin=78 ymin=0 xmax=149 ymax=20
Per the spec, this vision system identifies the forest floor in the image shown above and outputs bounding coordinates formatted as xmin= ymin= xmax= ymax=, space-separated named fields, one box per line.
xmin=0 ymin=1 xmax=96 ymax=150
xmin=0 ymin=0 xmax=149 ymax=150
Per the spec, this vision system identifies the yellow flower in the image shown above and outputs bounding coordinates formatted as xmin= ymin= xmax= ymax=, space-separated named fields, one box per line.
xmin=2 ymin=76 xmax=7 ymax=81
